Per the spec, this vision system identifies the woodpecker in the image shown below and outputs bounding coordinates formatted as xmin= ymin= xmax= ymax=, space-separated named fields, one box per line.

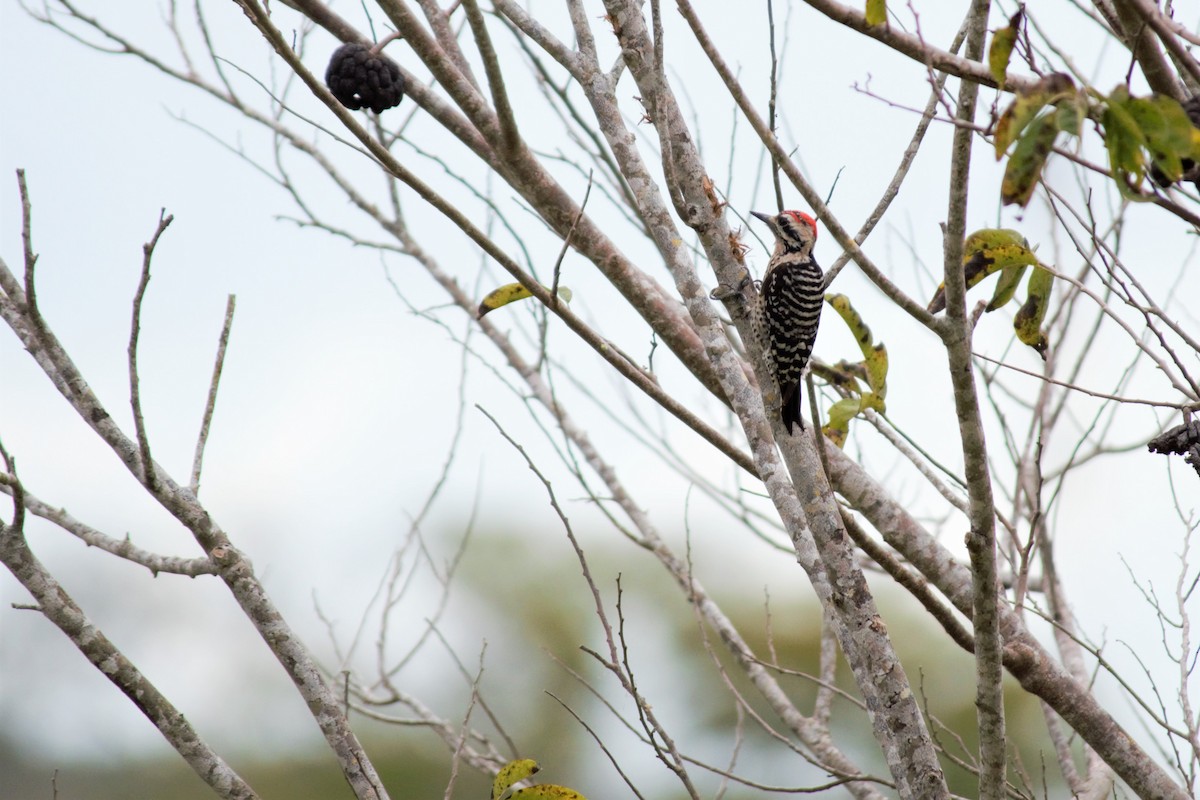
xmin=751 ymin=210 xmax=824 ymax=434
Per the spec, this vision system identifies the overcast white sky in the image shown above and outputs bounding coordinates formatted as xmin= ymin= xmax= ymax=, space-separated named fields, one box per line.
xmin=2 ymin=0 xmax=1197 ymax=786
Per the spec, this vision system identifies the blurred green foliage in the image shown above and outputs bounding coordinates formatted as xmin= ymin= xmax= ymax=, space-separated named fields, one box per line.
xmin=3 ymin=527 xmax=1070 ymax=799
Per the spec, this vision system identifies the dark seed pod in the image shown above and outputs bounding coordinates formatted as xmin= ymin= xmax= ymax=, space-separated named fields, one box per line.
xmin=325 ymin=42 xmax=405 ymax=114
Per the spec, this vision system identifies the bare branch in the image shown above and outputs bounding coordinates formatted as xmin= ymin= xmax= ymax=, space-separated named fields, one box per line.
xmin=0 ymin=518 xmax=256 ymax=799
xmin=1106 ymin=0 xmax=1189 ymax=99
xmin=934 ymin=2 xmax=1007 ymax=794
xmin=128 ymin=209 xmax=174 ymax=490
xmin=826 ymin=443 xmax=1190 ymax=799
xmin=191 ymin=294 xmax=236 ymax=493
xmin=0 ymin=194 xmax=390 ymax=800
xmin=16 ymin=170 xmax=42 ymax=331
xmin=459 ymin=0 xmax=519 ymax=155
xmin=675 ymin=1 xmax=938 ymax=330
xmin=0 ymin=480 xmax=218 ymax=576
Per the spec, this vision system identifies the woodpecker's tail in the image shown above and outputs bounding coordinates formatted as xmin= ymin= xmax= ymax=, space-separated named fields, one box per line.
xmin=781 ymin=382 xmax=805 ymax=434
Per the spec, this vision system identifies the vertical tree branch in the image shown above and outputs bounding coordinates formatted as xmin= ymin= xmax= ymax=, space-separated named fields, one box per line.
xmin=826 ymin=442 xmax=1188 ymax=800
xmin=459 ymin=0 xmax=520 ymax=155
xmin=599 ymin=3 xmax=948 ymax=796
xmin=16 ymin=170 xmax=42 ymax=329
xmin=936 ymin=2 xmax=1006 ymax=796
xmin=765 ymin=0 xmax=784 ymax=211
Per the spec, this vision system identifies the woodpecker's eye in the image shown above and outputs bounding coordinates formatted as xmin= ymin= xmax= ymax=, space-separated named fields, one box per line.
xmin=779 ymin=210 xmax=817 ymax=241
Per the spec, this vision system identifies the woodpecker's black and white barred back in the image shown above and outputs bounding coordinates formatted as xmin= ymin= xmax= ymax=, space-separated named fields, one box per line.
xmin=750 ymin=210 xmax=824 ymax=434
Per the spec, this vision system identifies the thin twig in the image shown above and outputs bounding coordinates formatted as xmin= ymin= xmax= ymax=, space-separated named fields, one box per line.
xmin=540 ymin=173 xmax=593 ymax=368
xmin=766 ymin=0 xmax=783 ymax=211
xmin=0 ymin=480 xmax=218 ymax=576
xmin=460 ymin=0 xmax=519 ymax=155
xmin=545 ymin=692 xmax=648 ymax=800
xmin=0 ymin=439 xmax=24 ymax=534
xmin=973 ymin=351 xmax=1198 ymax=410
xmin=442 ymin=645 xmax=486 ymax=800
xmin=16 ymin=170 xmax=42 ymax=330
xmin=129 ymin=209 xmax=174 ymax=490
xmin=191 ymin=294 xmax=236 ymax=493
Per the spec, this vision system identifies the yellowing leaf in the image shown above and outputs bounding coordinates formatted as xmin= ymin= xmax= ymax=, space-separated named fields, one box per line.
xmin=822 ymin=425 xmax=847 ymax=448
xmin=927 ymin=229 xmax=1038 ymax=313
xmin=812 ymin=361 xmax=866 ymax=395
xmin=986 ymin=264 xmax=1028 ymax=311
xmin=994 ymin=72 xmax=1075 ymax=159
xmin=1013 ymin=266 xmax=1054 ymax=358
xmin=511 ymin=786 xmax=588 ymax=800
xmin=865 ymin=0 xmax=886 ymax=26
xmin=818 ymin=295 xmax=888 ymax=445
xmin=478 ymin=283 xmax=573 ymax=318
xmin=825 ymin=294 xmax=888 ymax=400
xmin=822 ymin=393 xmax=884 ymax=449
xmin=863 ymin=343 xmax=887 ymax=399
xmin=988 ymin=9 xmax=1023 ymax=88
xmin=964 ymin=229 xmax=1038 ymax=271
xmin=494 ymin=759 xmax=541 ymax=800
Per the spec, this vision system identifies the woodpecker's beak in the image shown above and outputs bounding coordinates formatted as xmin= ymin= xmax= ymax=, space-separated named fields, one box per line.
xmin=750 ymin=210 xmax=780 ymax=239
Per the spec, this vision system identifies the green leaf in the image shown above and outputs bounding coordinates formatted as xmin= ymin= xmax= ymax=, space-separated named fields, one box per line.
xmin=822 ymin=393 xmax=885 ymax=449
xmin=821 ymin=397 xmax=857 ymax=449
xmin=1002 ymin=112 xmax=1059 ymax=206
xmin=988 ymin=9 xmax=1023 ymax=88
xmin=1127 ymin=95 xmax=1181 ymax=181
xmin=494 ymin=760 xmax=541 ymax=800
xmin=994 ymin=94 xmax=1045 ymax=159
xmin=865 ymin=0 xmax=886 ymax=26
xmin=1013 ymin=266 xmax=1054 ymax=358
xmin=1128 ymin=94 xmax=1200 ymax=184
xmin=1053 ymin=95 xmax=1086 ymax=136
xmin=817 ymin=295 xmax=888 ymax=446
xmin=826 ymin=397 xmax=865 ymax=431
xmin=1102 ymin=87 xmax=1149 ymax=191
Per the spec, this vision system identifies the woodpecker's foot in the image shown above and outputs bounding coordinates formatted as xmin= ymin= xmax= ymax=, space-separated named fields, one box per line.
xmin=709 ymin=269 xmax=755 ymax=302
